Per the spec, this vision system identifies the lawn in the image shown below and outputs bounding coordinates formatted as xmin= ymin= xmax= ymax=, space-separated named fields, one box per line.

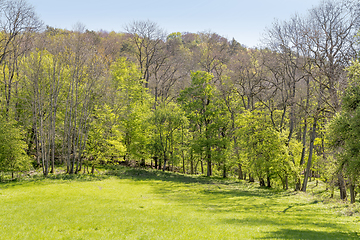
xmin=0 ymin=167 xmax=359 ymax=239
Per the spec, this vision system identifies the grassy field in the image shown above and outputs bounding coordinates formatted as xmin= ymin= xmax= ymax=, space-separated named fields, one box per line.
xmin=0 ymin=167 xmax=359 ymax=239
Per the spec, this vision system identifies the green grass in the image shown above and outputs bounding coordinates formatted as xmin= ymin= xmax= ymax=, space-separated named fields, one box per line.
xmin=0 ymin=167 xmax=359 ymax=239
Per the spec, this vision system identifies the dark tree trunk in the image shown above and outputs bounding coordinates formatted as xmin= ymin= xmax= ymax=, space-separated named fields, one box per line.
xmin=338 ymin=172 xmax=347 ymax=201
xmin=154 ymin=156 xmax=158 ymax=169
xmin=249 ymin=174 xmax=254 ymax=182
xmin=267 ymin=175 xmax=271 ymax=188
xmin=140 ymin=158 xmax=145 ymax=168
xmin=259 ymin=178 xmax=265 ymax=187
xmin=350 ymin=183 xmax=356 ymax=204
xmin=238 ymin=164 xmax=243 ymax=180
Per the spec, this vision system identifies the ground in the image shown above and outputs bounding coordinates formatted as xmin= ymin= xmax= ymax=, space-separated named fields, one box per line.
xmin=0 ymin=166 xmax=359 ymax=239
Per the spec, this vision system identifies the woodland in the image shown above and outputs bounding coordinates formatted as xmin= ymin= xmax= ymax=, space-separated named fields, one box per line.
xmin=1 ymin=0 xmax=360 ymax=205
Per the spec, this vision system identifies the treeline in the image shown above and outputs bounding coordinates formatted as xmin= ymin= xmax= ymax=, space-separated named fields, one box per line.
xmin=1 ymin=0 xmax=360 ymax=202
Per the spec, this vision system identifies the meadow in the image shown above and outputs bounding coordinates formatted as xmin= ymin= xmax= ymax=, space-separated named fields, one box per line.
xmin=0 ymin=166 xmax=359 ymax=239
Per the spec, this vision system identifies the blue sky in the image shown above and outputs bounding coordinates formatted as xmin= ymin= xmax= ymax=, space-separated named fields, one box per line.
xmin=28 ymin=0 xmax=323 ymax=48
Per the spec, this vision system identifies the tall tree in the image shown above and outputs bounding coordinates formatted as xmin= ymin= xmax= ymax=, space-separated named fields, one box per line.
xmin=0 ymin=0 xmax=42 ymax=116
xmin=328 ymin=59 xmax=360 ymax=203
xmin=125 ymin=20 xmax=166 ymax=88
xmin=179 ymin=71 xmax=229 ymax=176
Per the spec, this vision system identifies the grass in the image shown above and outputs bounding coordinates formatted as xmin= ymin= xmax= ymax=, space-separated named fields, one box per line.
xmin=0 ymin=166 xmax=359 ymax=239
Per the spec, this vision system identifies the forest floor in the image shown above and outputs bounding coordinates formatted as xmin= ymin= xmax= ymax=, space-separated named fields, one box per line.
xmin=0 ymin=166 xmax=359 ymax=239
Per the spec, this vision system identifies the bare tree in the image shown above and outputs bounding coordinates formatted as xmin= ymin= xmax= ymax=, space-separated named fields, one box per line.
xmin=264 ymin=0 xmax=360 ymax=195
xmin=125 ymin=20 xmax=166 ymax=88
xmin=0 ymin=0 xmax=42 ymax=116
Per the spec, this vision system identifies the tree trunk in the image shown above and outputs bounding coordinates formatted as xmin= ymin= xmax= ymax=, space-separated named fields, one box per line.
xmin=162 ymin=158 xmax=167 ymax=171
xmin=259 ymin=178 xmax=265 ymax=187
xmin=206 ymin=153 xmax=211 ymax=176
xmin=238 ymin=164 xmax=243 ymax=179
xmin=140 ymin=158 xmax=145 ymax=167
xmin=182 ymin=151 xmax=186 ymax=174
xmin=249 ymin=174 xmax=254 ymax=182
xmin=350 ymin=183 xmax=356 ymax=204
xmin=301 ymin=117 xmax=317 ymax=192
xmin=154 ymin=156 xmax=158 ymax=169
xmin=267 ymin=175 xmax=271 ymax=188
xmin=338 ymin=172 xmax=347 ymax=201
xmin=222 ymin=163 xmax=226 ymax=178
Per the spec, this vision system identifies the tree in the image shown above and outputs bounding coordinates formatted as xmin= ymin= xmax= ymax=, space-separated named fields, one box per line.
xmin=328 ymin=59 xmax=360 ymax=203
xmin=0 ymin=114 xmax=30 ymax=179
xmin=85 ymin=104 xmax=126 ymax=174
xmin=0 ymin=0 xmax=42 ymax=116
xmin=125 ymin=20 xmax=166 ymax=88
xmin=236 ymin=108 xmax=299 ymax=188
xmin=149 ymin=102 xmax=187 ymax=171
xmin=110 ymin=57 xmax=152 ymax=164
xmin=179 ymin=71 xmax=229 ymax=176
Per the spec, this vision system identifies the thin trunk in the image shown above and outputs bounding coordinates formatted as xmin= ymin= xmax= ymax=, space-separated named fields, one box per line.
xmin=222 ymin=163 xmax=226 ymax=178
xmin=301 ymin=118 xmax=317 ymax=192
xmin=206 ymin=146 xmax=211 ymax=177
xmin=162 ymin=158 xmax=167 ymax=171
xmin=154 ymin=156 xmax=158 ymax=169
xmin=238 ymin=163 xmax=243 ymax=180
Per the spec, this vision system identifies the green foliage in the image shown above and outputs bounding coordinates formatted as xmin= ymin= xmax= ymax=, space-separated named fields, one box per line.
xmin=328 ymin=64 xmax=360 ymax=181
xmin=167 ymin=32 xmax=182 ymax=42
xmin=110 ymin=57 xmax=153 ymax=161
xmin=0 ymin=116 xmax=30 ymax=175
xmin=149 ymin=102 xmax=188 ymax=168
xmin=85 ymin=104 xmax=126 ymax=169
xmin=178 ymin=71 xmax=230 ymax=175
xmin=236 ymin=108 xmax=298 ymax=187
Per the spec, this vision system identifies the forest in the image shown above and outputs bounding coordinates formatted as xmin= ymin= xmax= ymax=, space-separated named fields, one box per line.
xmin=1 ymin=0 xmax=360 ymax=204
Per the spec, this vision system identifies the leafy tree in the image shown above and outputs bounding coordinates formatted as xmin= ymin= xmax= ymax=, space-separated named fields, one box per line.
xmin=111 ymin=57 xmax=152 ymax=164
xmin=236 ymin=108 xmax=298 ymax=188
xmin=149 ymin=101 xmax=188 ymax=171
xmin=0 ymin=115 xmax=30 ymax=179
xmin=328 ymin=60 xmax=360 ymax=203
xmin=85 ymin=105 xmax=126 ymax=173
xmin=179 ymin=71 xmax=229 ymax=176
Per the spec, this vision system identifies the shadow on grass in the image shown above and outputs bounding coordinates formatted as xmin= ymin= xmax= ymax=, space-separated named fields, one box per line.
xmin=106 ymin=165 xmax=216 ymax=184
xmin=221 ymin=214 xmax=343 ymax=231
xmin=261 ymin=229 xmax=359 ymax=240
xmin=105 ymin=166 xmax=308 ymax=202
xmin=0 ymin=172 xmax=108 ymax=188
xmin=106 ymin=166 xmax=359 ymax=239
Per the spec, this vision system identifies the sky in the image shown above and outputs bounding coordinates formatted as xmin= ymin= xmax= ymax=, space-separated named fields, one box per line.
xmin=27 ymin=0 xmax=324 ymax=48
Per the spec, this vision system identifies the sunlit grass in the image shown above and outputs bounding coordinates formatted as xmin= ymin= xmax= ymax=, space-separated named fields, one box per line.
xmin=0 ymin=166 xmax=359 ymax=239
